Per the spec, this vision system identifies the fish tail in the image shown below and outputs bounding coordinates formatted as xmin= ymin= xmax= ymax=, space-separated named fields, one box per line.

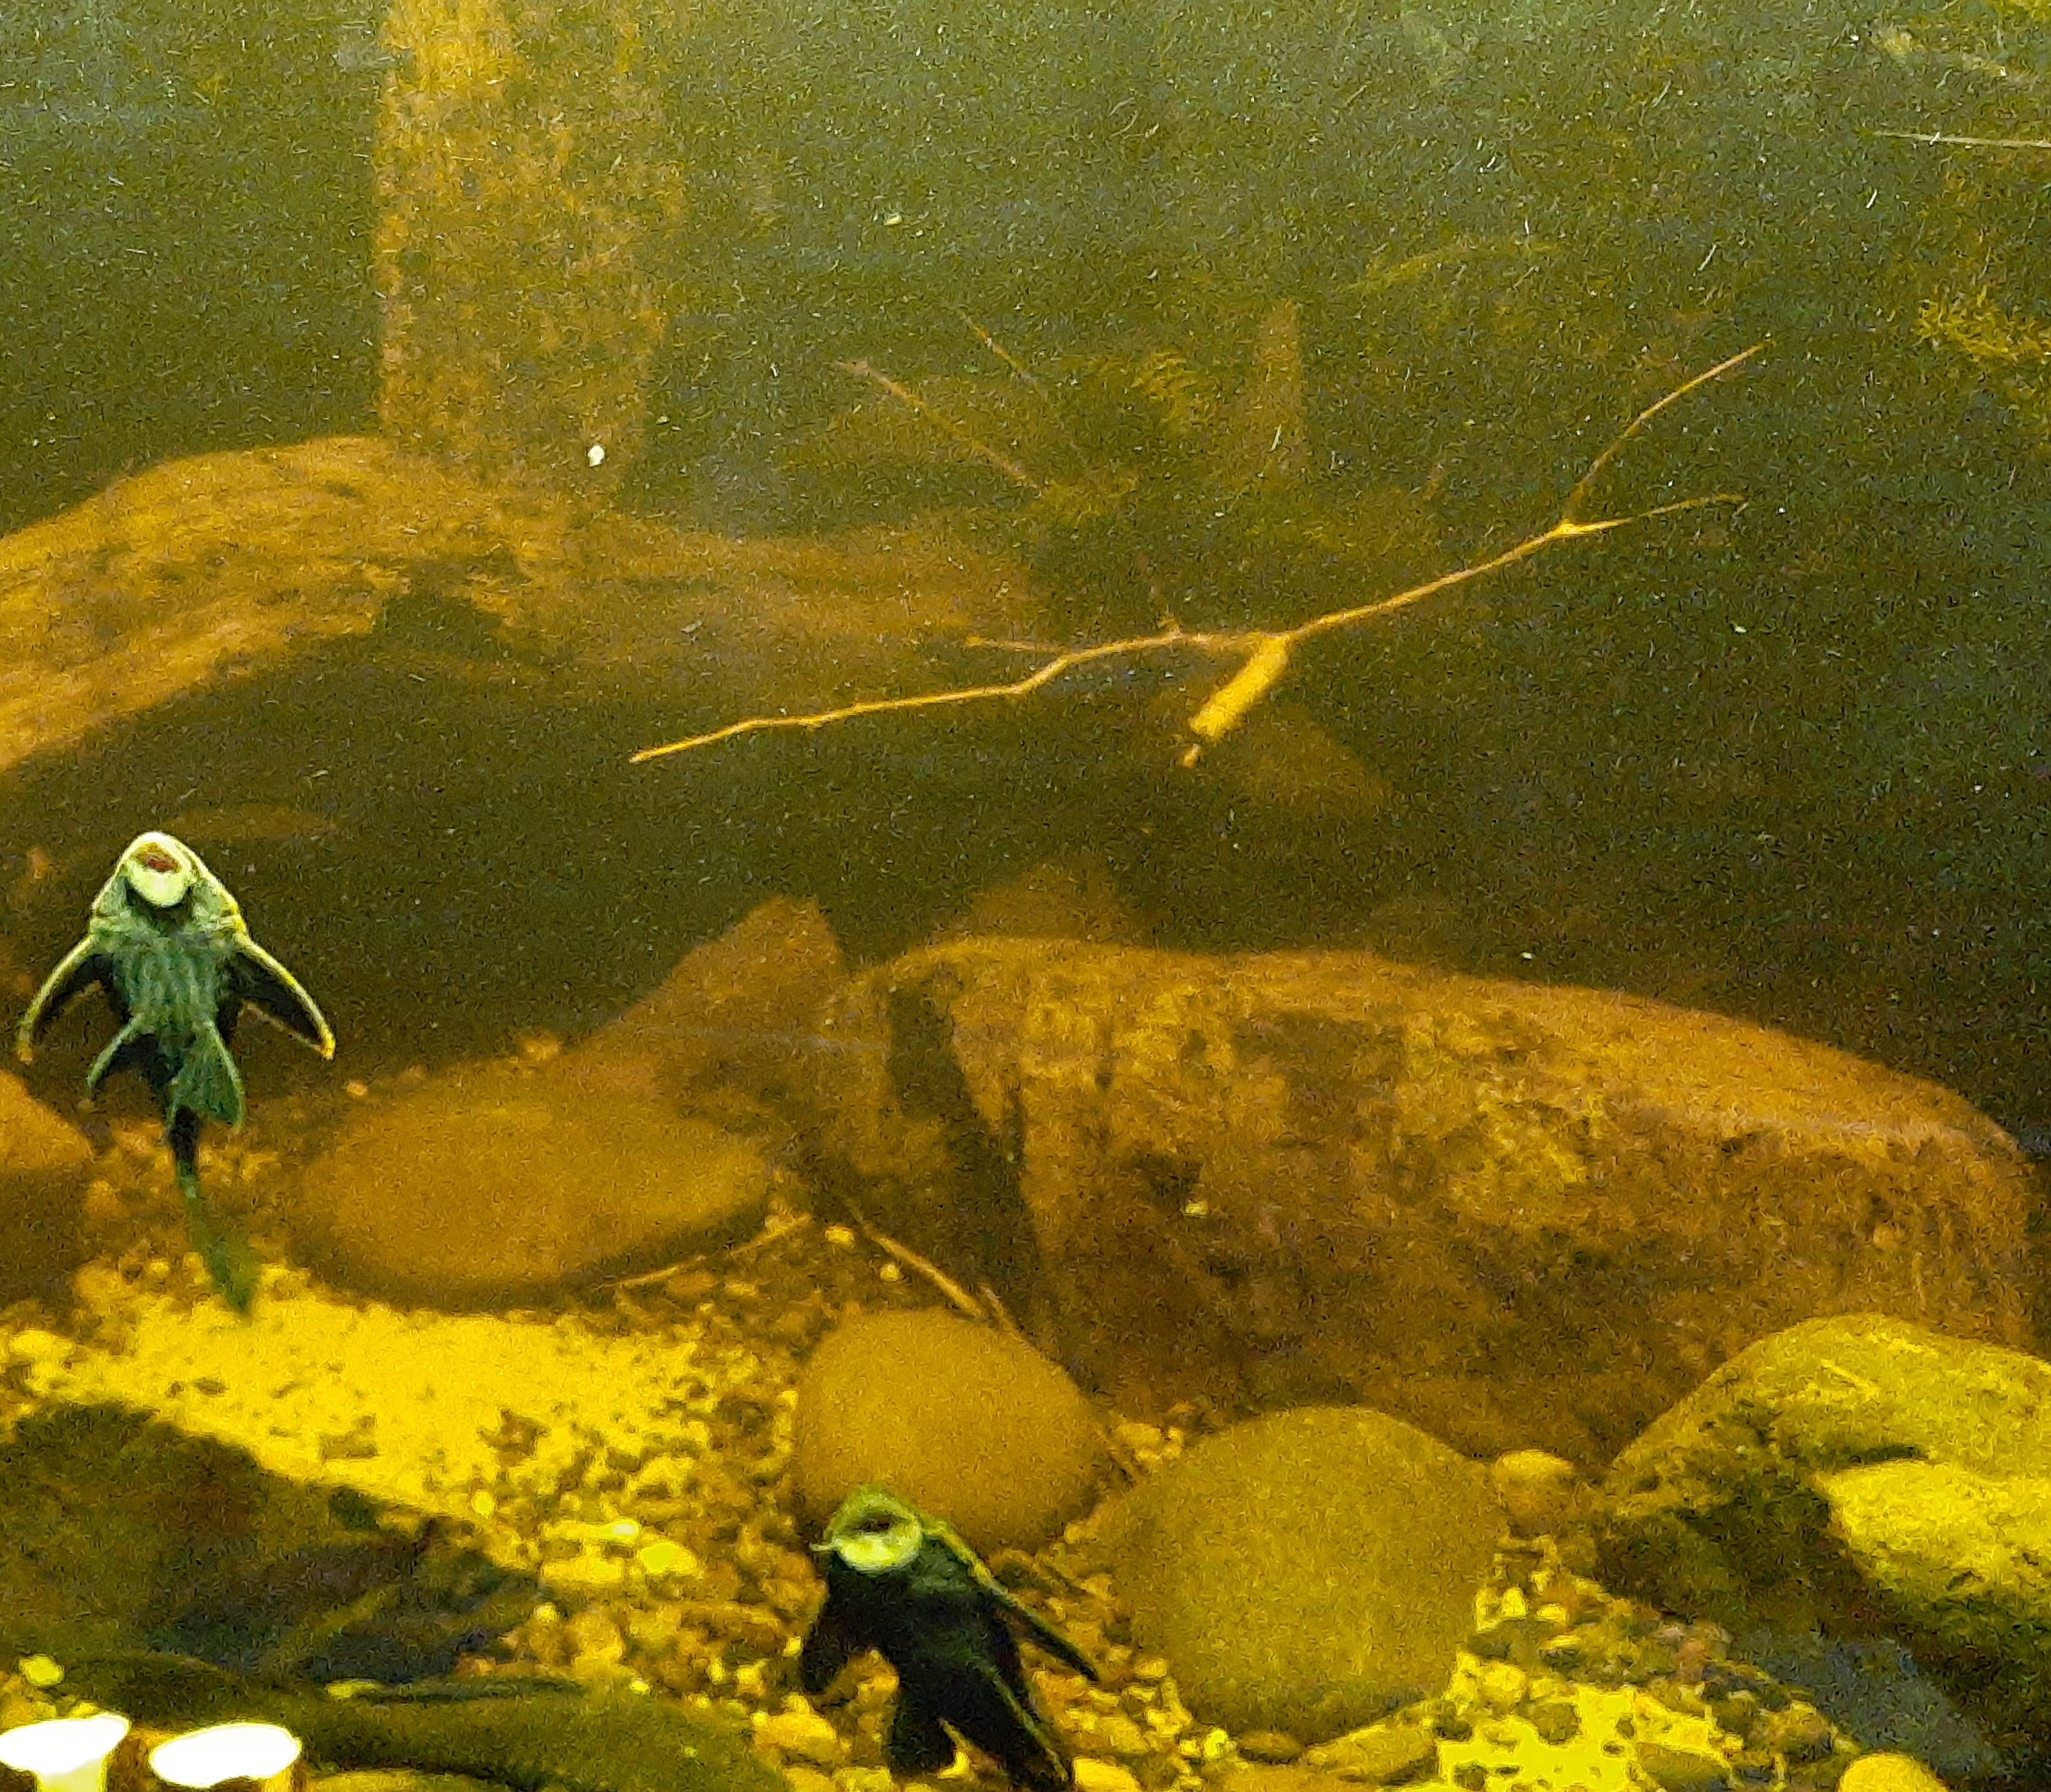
xmin=173 ymin=1113 xmax=259 ymax=1316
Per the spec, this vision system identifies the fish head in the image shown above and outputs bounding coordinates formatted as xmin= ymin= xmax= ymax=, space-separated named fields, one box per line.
xmin=822 ymin=1484 xmax=926 ymax=1574
xmin=118 ymin=831 xmax=202 ymax=908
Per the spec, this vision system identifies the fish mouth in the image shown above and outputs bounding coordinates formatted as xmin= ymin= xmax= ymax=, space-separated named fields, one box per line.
xmin=120 ymin=830 xmax=199 ymax=908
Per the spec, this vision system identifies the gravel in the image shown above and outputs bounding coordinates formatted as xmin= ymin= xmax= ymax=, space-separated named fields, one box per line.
xmin=0 ymin=1068 xmax=1880 ymax=1792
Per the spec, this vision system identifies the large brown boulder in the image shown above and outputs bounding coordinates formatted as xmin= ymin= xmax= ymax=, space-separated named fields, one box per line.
xmin=806 ymin=939 xmax=2039 ymax=1460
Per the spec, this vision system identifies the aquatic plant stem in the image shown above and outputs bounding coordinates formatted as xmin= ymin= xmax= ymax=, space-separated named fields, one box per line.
xmin=632 ymin=344 xmax=1760 ymax=765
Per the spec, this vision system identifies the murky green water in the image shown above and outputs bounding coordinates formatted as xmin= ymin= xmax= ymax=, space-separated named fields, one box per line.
xmin=2 ymin=0 xmax=2047 ymax=1134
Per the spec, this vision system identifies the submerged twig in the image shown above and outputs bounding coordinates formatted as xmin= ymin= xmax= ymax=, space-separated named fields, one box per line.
xmin=599 ymin=1209 xmax=814 ymax=1290
xmin=838 ymin=359 xmax=1042 ymax=491
xmin=1872 ymin=128 xmax=2051 ymax=150
xmin=845 ymin=1203 xmax=988 ymax=1321
xmin=634 ymin=345 xmax=1761 ymax=765
xmin=978 ymin=1280 xmax=1027 ymax=1342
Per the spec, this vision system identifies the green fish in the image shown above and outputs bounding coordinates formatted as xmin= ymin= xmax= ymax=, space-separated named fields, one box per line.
xmin=16 ymin=830 xmax=335 ymax=1312
xmin=801 ymin=1486 xmax=1099 ymax=1792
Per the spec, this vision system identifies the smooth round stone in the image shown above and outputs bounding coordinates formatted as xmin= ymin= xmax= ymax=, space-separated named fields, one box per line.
xmin=1634 ymin=1739 xmax=1736 ymax=1791
xmin=295 ymin=1061 xmax=770 ymax=1306
xmin=1107 ymin=1405 xmax=1503 ymax=1741
xmin=793 ymin=1309 xmax=1104 ymax=1552
xmin=1838 ymin=1756 xmax=1951 ymax=1792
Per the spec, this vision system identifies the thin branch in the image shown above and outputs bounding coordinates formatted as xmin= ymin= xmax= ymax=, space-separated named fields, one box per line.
xmin=959 ymin=311 xmax=1092 ymax=468
xmin=1872 ymin=129 xmax=2051 ymax=150
xmin=634 ymin=345 xmax=1761 ymax=765
xmin=838 ymin=359 xmax=1041 ymax=491
xmin=850 ymin=1210 xmax=988 ymax=1321
xmin=1560 ymin=342 xmax=1761 ymax=523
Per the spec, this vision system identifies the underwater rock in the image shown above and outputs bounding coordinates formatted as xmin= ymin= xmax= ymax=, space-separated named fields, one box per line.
xmin=1595 ymin=1314 xmax=2051 ymax=1775
xmin=563 ymin=896 xmax=847 ymax=1130
xmin=1837 ymin=1756 xmax=1952 ymax=1792
xmin=1489 ymin=1450 xmax=1593 ymax=1540
xmin=1103 ymin=1405 xmax=1501 ymax=1741
xmin=0 ymin=1402 xmax=536 ymax=1679
xmin=0 ymin=1068 xmax=96 ymax=1301
xmin=806 ymin=938 xmax=2036 ymax=1460
xmin=792 ymin=1309 xmax=1104 ymax=1552
xmin=0 ymin=433 xmax=1044 ymax=783
xmin=295 ymin=1060 xmax=770 ymax=1306
xmin=933 ymin=859 xmax=1151 ymax=948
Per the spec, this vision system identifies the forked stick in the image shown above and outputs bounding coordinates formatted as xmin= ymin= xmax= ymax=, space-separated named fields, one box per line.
xmin=633 ymin=345 xmax=1761 ymax=765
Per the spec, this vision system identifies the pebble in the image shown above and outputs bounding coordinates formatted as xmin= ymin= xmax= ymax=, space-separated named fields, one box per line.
xmin=758 ymin=1709 xmax=846 ymax=1767
xmin=1233 ymin=1732 xmax=1303 ymax=1764
xmin=1838 ymin=1756 xmax=1949 ymax=1792
xmin=1075 ymin=1762 xmax=1144 ymax=1792
xmin=637 ymin=1538 xmax=700 ymax=1579
xmin=1301 ymin=1723 xmax=1438 ymax=1783
xmin=567 ymin=1607 xmax=626 ymax=1667
xmin=1636 ymin=1738 xmax=1736 ymax=1791
xmin=1475 ymin=1661 xmax=1528 ymax=1710
xmin=1488 ymin=1449 xmax=1588 ymax=1538
xmin=8 ymin=1330 xmax=70 ymax=1368
xmin=1095 ymin=1716 xmax=1153 ymax=1762
xmin=541 ymin=1551 xmax=629 ymax=1597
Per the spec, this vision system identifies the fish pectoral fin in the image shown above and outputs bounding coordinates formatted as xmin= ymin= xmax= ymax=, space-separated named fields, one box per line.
xmin=798 ymin=1601 xmax=864 ymax=1696
xmin=169 ymin=1021 xmax=247 ymax=1130
xmin=16 ymin=939 xmax=107 ymax=1061
xmin=949 ymin=1666 xmax=1075 ymax=1792
xmin=234 ymin=940 xmax=335 ymax=1057
xmin=996 ymin=1590 xmax=1102 ymax=1684
xmin=84 ymin=1018 xmax=150 ymax=1102
xmin=885 ymin=1693 xmax=959 ymax=1777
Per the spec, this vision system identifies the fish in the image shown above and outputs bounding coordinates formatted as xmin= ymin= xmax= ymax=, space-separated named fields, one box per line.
xmin=800 ymin=1486 xmax=1098 ymax=1792
xmin=152 ymin=1514 xmax=542 ymax=1687
xmin=15 ymin=830 xmax=335 ymax=1313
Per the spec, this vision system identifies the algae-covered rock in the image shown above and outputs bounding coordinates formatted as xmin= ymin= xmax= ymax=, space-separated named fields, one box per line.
xmin=0 ymin=1403 xmax=536 ymax=1678
xmin=792 ymin=1309 xmax=1104 ymax=1551
xmin=564 ymin=896 xmax=848 ymax=1131
xmin=1104 ymin=1405 xmax=1501 ymax=1740
xmin=1597 ymin=1314 xmax=2051 ymax=1773
xmin=295 ymin=1061 xmax=770 ymax=1306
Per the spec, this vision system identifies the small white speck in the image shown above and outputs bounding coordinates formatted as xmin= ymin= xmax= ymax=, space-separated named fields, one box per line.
xmin=586 ymin=443 xmax=606 ymax=467
xmin=1732 ymin=623 xmax=1748 ymax=634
